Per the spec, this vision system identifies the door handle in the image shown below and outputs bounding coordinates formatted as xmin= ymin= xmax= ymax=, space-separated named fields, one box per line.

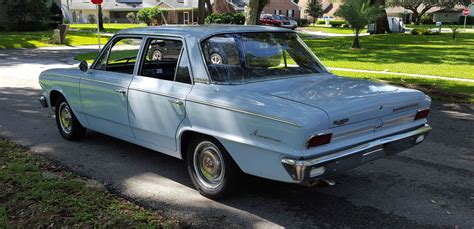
xmin=168 ymin=98 xmax=184 ymax=106
xmin=114 ymin=89 xmax=127 ymax=95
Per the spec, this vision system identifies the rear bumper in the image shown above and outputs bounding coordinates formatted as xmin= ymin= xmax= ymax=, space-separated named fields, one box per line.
xmin=281 ymin=124 xmax=432 ymax=182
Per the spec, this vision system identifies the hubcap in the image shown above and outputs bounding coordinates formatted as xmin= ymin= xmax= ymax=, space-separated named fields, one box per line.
xmin=59 ymin=102 xmax=72 ymax=134
xmin=193 ymin=141 xmax=225 ymax=189
xmin=210 ymin=53 xmax=222 ymax=64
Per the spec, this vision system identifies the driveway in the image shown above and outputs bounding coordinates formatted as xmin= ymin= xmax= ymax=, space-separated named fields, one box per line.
xmin=1 ymin=47 xmax=473 ymax=227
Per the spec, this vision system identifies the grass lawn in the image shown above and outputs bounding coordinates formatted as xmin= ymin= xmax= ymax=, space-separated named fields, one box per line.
xmin=0 ymin=31 xmax=111 ymax=49
xmin=333 ymin=70 xmax=474 ymax=103
xmin=301 ymin=26 xmax=356 ymax=34
xmin=303 ymin=33 xmax=474 ymax=79
xmin=0 ymin=139 xmax=180 ymax=227
xmin=69 ymin=23 xmax=147 ymax=33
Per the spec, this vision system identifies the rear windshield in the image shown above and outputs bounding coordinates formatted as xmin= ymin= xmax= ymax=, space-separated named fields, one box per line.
xmin=201 ymin=32 xmax=327 ymax=84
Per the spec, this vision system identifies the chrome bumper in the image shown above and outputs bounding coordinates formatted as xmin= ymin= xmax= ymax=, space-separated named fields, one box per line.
xmin=38 ymin=95 xmax=48 ymax=108
xmin=281 ymin=124 xmax=432 ymax=182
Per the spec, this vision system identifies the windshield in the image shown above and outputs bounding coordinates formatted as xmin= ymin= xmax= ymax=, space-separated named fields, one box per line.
xmin=201 ymin=32 xmax=327 ymax=84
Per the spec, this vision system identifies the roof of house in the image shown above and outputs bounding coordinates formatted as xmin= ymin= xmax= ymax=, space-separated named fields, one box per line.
xmin=117 ymin=25 xmax=292 ymax=38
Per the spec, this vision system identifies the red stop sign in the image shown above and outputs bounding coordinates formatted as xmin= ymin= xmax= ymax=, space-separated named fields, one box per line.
xmin=463 ymin=8 xmax=469 ymax=16
xmin=91 ymin=0 xmax=103 ymax=4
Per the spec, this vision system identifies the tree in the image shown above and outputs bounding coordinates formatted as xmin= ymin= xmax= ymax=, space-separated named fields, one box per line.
xmin=307 ymin=0 xmax=323 ymax=24
xmin=50 ymin=1 xmax=64 ymax=27
xmin=244 ymin=0 xmax=269 ymax=25
xmin=7 ymin=0 xmax=50 ymax=29
xmin=198 ymin=0 xmax=213 ymax=24
xmin=387 ymin=0 xmax=470 ymax=25
xmin=257 ymin=0 xmax=270 ymax=17
xmin=137 ymin=6 xmax=162 ymax=25
xmin=245 ymin=0 xmax=260 ymax=25
xmin=98 ymin=4 xmax=104 ymax=31
xmin=370 ymin=0 xmax=390 ymax=33
xmin=335 ymin=0 xmax=381 ymax=49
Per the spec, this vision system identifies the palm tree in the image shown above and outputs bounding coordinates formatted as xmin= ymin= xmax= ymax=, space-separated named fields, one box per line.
xmin=335 ymin=0 xmax=381 ymax=49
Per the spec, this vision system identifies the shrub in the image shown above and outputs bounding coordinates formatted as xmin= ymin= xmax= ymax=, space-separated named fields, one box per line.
xmin=103 ymin=16 xmax=109 ymax=23
xmin=88 ymin=14 xmax=96 ymax=24
xmin=329 ymin=20 xmax=346 ymax=27
xmin=138 ymin=6 xmax=162 ymax=25
xmin=410 ymin=28 xmax=440 ymax=35
xmin=64 ymin=19 xmax=70 ymax=24
xmin=316 ymin=20 xmax=326 ymax=25
xmin=205 ymin=13 xmax=245 ymax=24
xmin=126 ymin=12 xmax=136 ymax=23
xmin=295 ymin=19 xmax=310 ymax=27
xmin=420 ymin=14 xmax=433 ymax=24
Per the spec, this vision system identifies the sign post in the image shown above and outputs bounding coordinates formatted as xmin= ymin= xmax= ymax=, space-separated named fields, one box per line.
xmin=463 ymin=8 xmax=469 ymax=29
xmin=91 ymin=0 xmax=103 ymax=50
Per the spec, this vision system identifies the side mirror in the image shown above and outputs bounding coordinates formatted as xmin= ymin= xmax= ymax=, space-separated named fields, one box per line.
xmin=79 ymin=61 xmax=88 ymax=72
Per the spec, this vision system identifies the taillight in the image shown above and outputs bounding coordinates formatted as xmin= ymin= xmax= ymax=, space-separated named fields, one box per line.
xmin=415 ymin=109 xmax=430 ymax=120
xmin=306 ymin=133 xmax=332 ymax=149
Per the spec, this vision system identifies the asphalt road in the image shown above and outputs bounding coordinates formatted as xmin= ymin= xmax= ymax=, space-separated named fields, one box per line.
xmin=0 ymin=47 xmax=473 ymax=228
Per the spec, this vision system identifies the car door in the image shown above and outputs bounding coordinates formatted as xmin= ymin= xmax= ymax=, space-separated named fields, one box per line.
xmin=127 ymin=36 xmax=193 ymax=156
xmin=80 ymin=36 xmax=143 ymax=140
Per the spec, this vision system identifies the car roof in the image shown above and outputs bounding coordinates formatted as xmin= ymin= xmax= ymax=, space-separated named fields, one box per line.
xmin=117 ymin=25 xmax=293 ymax=39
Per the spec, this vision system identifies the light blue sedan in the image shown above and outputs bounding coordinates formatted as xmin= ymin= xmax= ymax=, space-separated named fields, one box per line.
xmin=38 ymin=25 xmax=432 ymax=198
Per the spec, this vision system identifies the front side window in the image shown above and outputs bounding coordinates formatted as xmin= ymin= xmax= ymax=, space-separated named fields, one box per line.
xmin=202 ymin=32 xmax=326 ymax=84
xmin=94 ymin=37 xmax=142 ymax=74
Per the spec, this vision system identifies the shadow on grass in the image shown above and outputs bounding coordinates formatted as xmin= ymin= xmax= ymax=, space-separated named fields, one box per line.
xmin=305 ymin=33 xmax=474 ymax=66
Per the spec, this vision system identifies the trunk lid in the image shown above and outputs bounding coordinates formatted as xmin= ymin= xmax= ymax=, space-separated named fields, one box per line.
xmin=249 ymin=75 xmax=424 ymax=128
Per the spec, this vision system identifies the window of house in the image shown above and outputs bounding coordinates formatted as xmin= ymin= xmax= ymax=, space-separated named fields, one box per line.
xmin=94 ymin=37 xmax=143 ymax=74
xmin=287 ymin=10 xmax=294 ymax=18
xmin=139 ymin=38 xmax=191 ymax=84
xmin=274 ymin=9 xmax=281 ymax=15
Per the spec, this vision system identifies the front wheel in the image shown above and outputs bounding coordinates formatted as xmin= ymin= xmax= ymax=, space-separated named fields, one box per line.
xmin=186 ymin=137 xmax=239 ymax=199
xmin=55 ymin=96 xmax=86 ymax=140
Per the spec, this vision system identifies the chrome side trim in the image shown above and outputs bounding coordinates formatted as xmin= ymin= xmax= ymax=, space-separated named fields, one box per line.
xmin=282 ymin=124 xmax=432 ymax=181
xmin=187 ymin=99 xmax=302 ymax=128
xmin=128 ymin=87 xmax=183 ymax=100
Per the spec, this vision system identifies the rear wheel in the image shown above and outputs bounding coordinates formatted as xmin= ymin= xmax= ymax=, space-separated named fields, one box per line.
xmin=55 ymin=96 xmax=86 ymax=140
xmin=186 ymin=137 xmax=239 ymax=199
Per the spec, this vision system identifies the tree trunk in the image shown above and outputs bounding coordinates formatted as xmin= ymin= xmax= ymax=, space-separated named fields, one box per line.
xmin=370 ymin=0 xmax=389 ymax=34
xmin=198 ymin=0 xmax=205 ymax=24
xmin=412 ymin=11 xmax=420 ymax=25
xmin=351 ymin=29 xmax=361 ymax=49
xmin=98 ymin=4 xmax=104 ymax=31
xmin=245 ymin=0 xmax=259 ymax=25
xmin=205 ymin=0 xmax=213 ymax=16
xmin=374 ymin=10 xmax=390 ymax=33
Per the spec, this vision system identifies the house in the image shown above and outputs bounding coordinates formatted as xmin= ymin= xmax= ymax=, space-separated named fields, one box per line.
xmin=217 ymin=0 xmax=302 ymax=19
xmin=62 ymin=0 xmax=201 ymax=24
xmin=432 ymin=7 xmax=465 ymax=23
xmin=298 ymin=0 xmax=341 ymax=21
xmin=261 ymin=0 xmax=301 ymax=19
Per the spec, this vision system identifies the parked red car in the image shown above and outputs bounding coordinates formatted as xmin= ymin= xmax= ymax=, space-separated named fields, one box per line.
xmin=258 ymin=14 xmax=282 ymax=26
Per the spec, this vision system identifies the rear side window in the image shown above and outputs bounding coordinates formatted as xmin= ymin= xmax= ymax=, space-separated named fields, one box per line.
xmin=138 ymin=38 xmax=191 ymax=84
